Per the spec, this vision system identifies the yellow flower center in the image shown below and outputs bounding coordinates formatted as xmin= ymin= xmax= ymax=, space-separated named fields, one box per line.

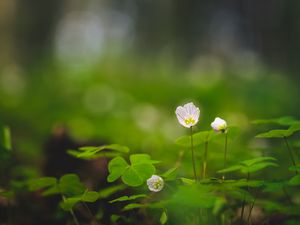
xmin=184 ymin=117 xmax=195 ymax=125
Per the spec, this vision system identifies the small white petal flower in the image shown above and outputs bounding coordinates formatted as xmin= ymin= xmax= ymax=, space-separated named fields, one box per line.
xmin=147 ymin=175 xmax=164 ymax=192
xmin=211 ymin=117 xmax=227 ymax=133
xmin=175 ymin=102 xmax=200 ymax=128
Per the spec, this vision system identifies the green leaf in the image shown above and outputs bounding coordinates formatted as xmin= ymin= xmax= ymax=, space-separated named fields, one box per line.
xmin=289 ymin=123 xmax=300 ymax=133
xmin=263 ymin=181 xmax=285 ymax=193
xmin=0 ymin=126 xmax=12 ymax=151
xmin=169 ymin=184 xmax=217 ymax=208
xmin=256 ymin=129 xmax=293 ymax=138
xmin=130 ymin=154 xmax=160 ymax=164
xmin=68 ymin=144 xmax=129 ymax=159
xmin=122 ymin=163 xmax=155 ymax=186
xmin=160 ymin=210 xmax=168 ymax=225
xmin=217 ymin=165 xmax=243 ymax=174
xmin=109 ymin=194 xmax=146 ymax=203
xmin=289 ymin=175 xmax=300 ymax=186
xmin=122 ymin=203 xmax=144 ymax=211
xmin=42 ymin=185 xmax=60 ymax=196
xmin=28 ymin=177 xmax=57 ymax=191
xmin=82 ymin=191 xmax=99 ymax=202
xmin=241 ymin=162 xmax=278 ymax=174
xmin=241 ymin=157 xmax=277 ymax=167
xmin=60 ymin=197 xmax=81 ymax=211
xmin=289 ymin=165 xmax=300 ymax=172
xmin=98 ymin=184 xmax=126 ymax=199
xmin=253 ymin=116 xmax=299 ymax=126
xmin=59 ymin=174 xmax=85 ymax=196
xmin=161 ymin=167 xmax=178 ymax=181
xmin=107 ymin=154 xmax=158 ymax=187
xmin=107 ymin=157 xmax=129 ymax=182
xmin=175 ymin=131 xmax=214 ymax=147
xmin=230 ymin=179 xmax=264 ymax=188
xmin=180 ymin=177 xmax=196 ymax=185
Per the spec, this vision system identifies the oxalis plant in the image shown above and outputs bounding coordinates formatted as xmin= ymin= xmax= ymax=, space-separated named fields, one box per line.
xmin=5 ymin=104 xmax=300 ymax=225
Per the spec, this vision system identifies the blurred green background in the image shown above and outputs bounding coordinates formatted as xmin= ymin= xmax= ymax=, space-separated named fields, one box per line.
xmin=0 ymin=0 xmax=300 ymax=177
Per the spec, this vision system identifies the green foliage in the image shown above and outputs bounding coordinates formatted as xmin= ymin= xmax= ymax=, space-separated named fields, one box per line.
xmin=161 ymin=167 xmax=178 ymax=181
xmin=175 ymin=127 xmax=240 ymax=147
xmin=256 ymin=123 xmax=300 ymax=138
xmin=160 ymin=210 xmax=168 ymax=225
xmin=169 ymin=184 xmax=218 ymax=208
xmin=109 ymin=194 xmax=146 ymax=203
xmin=289 ymin=174 xmax=300 ymax=186
xmin=218 ymin=157 xmax=278 ymax=174
xmin=0 ymin=125 xmax=12 ymax=151
xmin=68 ymin=144 xmax=130 ymax=159
xmin=107 ymin=154 xmax=158 ymax=187
xmin=253 ymin=116 xmax=299 ymax=126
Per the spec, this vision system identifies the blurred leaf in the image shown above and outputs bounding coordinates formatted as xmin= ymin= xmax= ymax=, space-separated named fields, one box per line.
xmin=253 ymin=116 xmax=299 ymax=126
xmin=161 ymin=167 xmax=178 ymax=181
xmin=160 ymin=210 xmax=168 ymax=225
xmin=263 ymin=181 xmax=286 ymax=193
xmin=230 ymin=179 xmax=264 ymax=188
xmin=68 ymin=144 xmax=129 ymax=159
xmin=110 ymin=194 xmax=146 ymax=203
xmin=289 ymin=174 xmax=300 ymax=186
xmin=81 ymin=191 xmax=99 ymax=202
xmin=111 ymin=214 xmax=121 ymax=223
xmin=122 ymin=203 xmax=144 ymax=211
xmin=175 ymin=131 xmax=214 ymax=147
xmin=98 ymin=184 xmax=126 ymax=199
xmin=180 ymin=177 xmax=196 ymax=185
xmin=169 ymin=184 xmax=217 ymax=208
xmin=241 ymin=162 xmax=278 ymax=173
xmin=218 ymin=165 xmax=243 ymax=174
xmin=0 ymin=126 xmax=12 ymax=151
xmin=60 ymin=197 xmax=81 ymax=211
xmin=59 ymin=174 xmax=85 ymax=196
xmin=28 ymin=177 xmax=57 ymax=191
xmin=289 ymin=165 xmax=300 ymax=172
xmin=256 ymin=129 xmax=293 ymax=138
xmin=130 ymin=154 xmax=160 ymax=164
xmin=218 ymin=157 xmax=278 ymax=174
xmin=241 ymin=157 xmax=277 ymax=166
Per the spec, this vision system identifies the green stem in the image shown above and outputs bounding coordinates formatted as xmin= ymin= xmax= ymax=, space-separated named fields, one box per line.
xmin=283 ymin=136 xmax=298 ymax=174
xmin=62 ymin=195 xmax=80 ymax=225
xmin=203 ymin=141 xmax=208 ymax=179
xmin=82 ymin=202 xmax=99 ymax=225
xmin=247 ymin=199 xmax=255 ymax=225
xmin=240 ymin=172 xmax=250 ymax=222
xmin=190 ymin=126 xmax=198 ymax=181
xmin=222 ymin=132 xmax=228 ymax=180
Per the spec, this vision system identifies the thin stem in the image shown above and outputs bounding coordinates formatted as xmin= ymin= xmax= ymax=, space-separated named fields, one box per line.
xmin=282 ymin=186 xmax=293 ymax=205
xmin=283 ymin=137 xmax=298 ymax=174
xmin=203 ymin=141 xmax=208 ymax=179
xmin=62 ymin=195 xmax=80 ymax=225
xmin=240 ymin=172 xmax=250 ymax=222
xmin=190 ymin=126 xmax=198 ymax=181
xmin=222 ymin=132 xmax=228 ymax=180
xmin=247 ymin=199 xmax=255 ymax=225
xmin=82 ymin=202 xmax=100 ymax=225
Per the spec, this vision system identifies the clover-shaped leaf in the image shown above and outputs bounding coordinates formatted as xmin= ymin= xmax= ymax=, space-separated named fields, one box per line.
xmin=107 ymin=154 xmax=157 ymax=187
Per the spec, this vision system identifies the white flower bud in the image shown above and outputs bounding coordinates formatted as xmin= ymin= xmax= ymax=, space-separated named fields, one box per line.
xmin=211 ymin=117 xmax=227 ymax=133
xmin=147 ymin=175 xmax=164 ymax=192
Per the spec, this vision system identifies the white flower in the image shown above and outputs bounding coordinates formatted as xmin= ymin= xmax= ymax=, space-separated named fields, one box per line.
xmin=147 ymin=175 xmax=164 ymax=192
xmin=175 ymin=102 xmax=200 ymax=128
xmin=211 ymin=117 xmax=227 ymax=133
